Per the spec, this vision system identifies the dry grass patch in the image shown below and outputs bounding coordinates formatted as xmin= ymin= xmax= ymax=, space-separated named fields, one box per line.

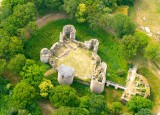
xmin=131 ymin=0 xmax=160 ymax=41
xmin=113 ymin=5 xmax=129 ymax=16
xmin=44 ymin=69 xmax=56 ymax=77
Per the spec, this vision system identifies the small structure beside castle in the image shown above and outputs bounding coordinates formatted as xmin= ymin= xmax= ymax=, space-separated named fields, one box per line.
xmin=40 ymin=25 xmax=107 ymax=93
xmin=121 ymin=67 xmax=150 ymax=101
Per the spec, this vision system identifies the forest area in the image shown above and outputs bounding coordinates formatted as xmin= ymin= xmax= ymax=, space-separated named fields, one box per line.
xmin=0 ymin=0 xmax=159 ymax=114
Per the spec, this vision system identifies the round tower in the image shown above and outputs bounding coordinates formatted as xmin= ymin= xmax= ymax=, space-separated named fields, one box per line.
xmin=40 ymin=48 xmax=50 ymax=63
xmin=90 ymin=74 xmax=106 ymax=93
xmin=57 ymin=64 xmax=74 ymax=85
xmin=90 ymin=62 xmax=107 ymax=93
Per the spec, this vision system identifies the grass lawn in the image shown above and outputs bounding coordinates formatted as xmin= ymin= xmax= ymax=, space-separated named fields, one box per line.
xmin=24 ymin=19 xmax=128 ymax=85
xmin=138 ymin=68 xmax=160 ymax=113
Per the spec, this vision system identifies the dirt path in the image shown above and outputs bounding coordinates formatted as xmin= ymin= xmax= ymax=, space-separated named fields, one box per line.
xmin=36 ymin=13 xmax=68 ymax=28
xmin=39 ymin=101 xmax=56 ymax=115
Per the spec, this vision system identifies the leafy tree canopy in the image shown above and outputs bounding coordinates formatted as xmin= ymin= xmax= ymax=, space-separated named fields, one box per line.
xmin=112 ymin=14 xmax=135 ymax=37
xmin=39 ymin=78 xmax=54 ymax=98
xmin=110 ymin=102 xmax=123 ymax=115
xmin=20 ymin=59 xmax=46 ymax=88
xmin=144 ymin=42 xmax=160 ymax=60
xmin=7 ymin=54 xmax=26 ymax=74
xmin=0 ymin=59 xmax=7 ymax=74
xmin=0 ymin=36 xmax=23 ymax=59
xmin=49 ymin=85 xmax=80 ymax=107
xmin=135 ymin=108 xmax=153 ymax=115
xmin=12 ymin=81 xmax=37 ymax=109
xmin=89 ymin=94 xmax=107 ymax=115
xmin=127 ymin=96 xmax=153 ymax=113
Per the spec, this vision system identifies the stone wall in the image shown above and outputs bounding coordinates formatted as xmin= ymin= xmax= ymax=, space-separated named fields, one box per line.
xmin=59 ymin=25 xmax=76 ymax=43
xmin=84 ymin=39 xmax=99 ymax=53
xmin=40 ymin=25 xmax=107 ymax=93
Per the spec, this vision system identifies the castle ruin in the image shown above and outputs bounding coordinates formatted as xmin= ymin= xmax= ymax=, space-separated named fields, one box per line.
xmin=40 ymin=25 xmax=107 ymax=93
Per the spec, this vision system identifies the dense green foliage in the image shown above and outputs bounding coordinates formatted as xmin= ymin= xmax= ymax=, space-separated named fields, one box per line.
xmin=50 ymin=85 xmax=80 ymax=107
xmin=122 ymin=31 xmax=150 ymax=58
xmin=136 ymin=108 xmax=153 ymax=115
xmin=0 ymin=36 xmax=23 ymax=59
xmin=0 ymin=77 xmax=9 ymax=95
xmin=127 ymin=96 xmax=153 ymax=113
xmin=144 ymin=42 xmax=160 ymax=60
xmin=79 ymin=94 xmax=106 ymax=115
xmin=110 ymin=102 xmax=123 ymax=115
xmin=89 ymin=94 xmax=107 ymax=115
xmin=0 ymin=59 xmax=7 ymax=74
xmin=20 ymin=59 xmax=47 ymax=88
xmin=112 ymin=14 xmax=135 ymax=37
xmin=7 ymin=54 xmax=26 ymax=74
xmin=39 ymin=78 xmax=54 ymax=98
xmin=117 ymin=0 xmax=135 ymax=6
xmin=12 ymin=81 xmax=37 ymax=109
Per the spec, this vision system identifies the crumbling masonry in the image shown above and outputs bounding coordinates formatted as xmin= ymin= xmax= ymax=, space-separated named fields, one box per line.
xmin=40 ymin=25 xmax=107 ymax=93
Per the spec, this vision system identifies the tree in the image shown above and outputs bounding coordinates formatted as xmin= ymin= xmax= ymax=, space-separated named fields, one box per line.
xmin=0 ymin=59 xmax=7 ymax=74
xmin=89 ymin=94 xmax=107 ymax=115
xmin=54 ymin=106 xmax=89 ymax=115
xmin=134 ymin=31 xmax=149 ymax=51
xmin=0 ymin=2 xmax=36 ymax=37
xmin=112 ymin=14 xmax=135 ymax=37
xmin=80 ymin=96 xmax=90 ymax=110
xmin=35 ymin=0 xmax=63 ymax=14
xmin=135 ymin=108 xmax=153 ymax=115
xmin=63 ymin=0 xmax=80 ymax=17
xmin=144 ymin=43 xmax=160 ymax=60
xmin=122 ymin=35 xmax=139 ymax=58
xmin=39 ymin=78 xmax=54 ymax=98
xmin=75 ymin=3 xmax=87 ymax=23
xmin=127 ymin=96 xmax=153 ymax=113
xmin=7 ymin=54 xmax=26 ymax=74
xmin=20 ymin=59 xmax=46 ymax=88
xmin=12 ymin=2 xmax=36 ymax=28
xmin=12 ymin=81 xmax=37 ymax=109
xmin=110 ymin=102 xmax=123 ymax=115
xmin=49 ymin=85 xmax=79 ymax=107
xmin=0 ymin=77 xmax=9 ymax=94
xmin=117 ymin=0 xmax=135 ymax=6
xmin=0 ymin=36 xmax=23 ymax=59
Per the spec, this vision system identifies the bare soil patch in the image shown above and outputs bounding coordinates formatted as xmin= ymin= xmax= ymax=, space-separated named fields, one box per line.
xmin=37 ymin=13 xmax=68 ymax=28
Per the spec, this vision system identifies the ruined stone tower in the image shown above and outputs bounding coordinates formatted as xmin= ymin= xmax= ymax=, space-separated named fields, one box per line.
xmin=90 ymin=62 xmax=107 ymax=93
xmin=57 ymin=64 xmax=74 ymax=85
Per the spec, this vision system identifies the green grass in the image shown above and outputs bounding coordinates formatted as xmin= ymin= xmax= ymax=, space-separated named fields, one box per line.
xmin=24 ymin=19 xmax=128 ymax=85
xmin=138 ymin=68 xmax=160 ymax=112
